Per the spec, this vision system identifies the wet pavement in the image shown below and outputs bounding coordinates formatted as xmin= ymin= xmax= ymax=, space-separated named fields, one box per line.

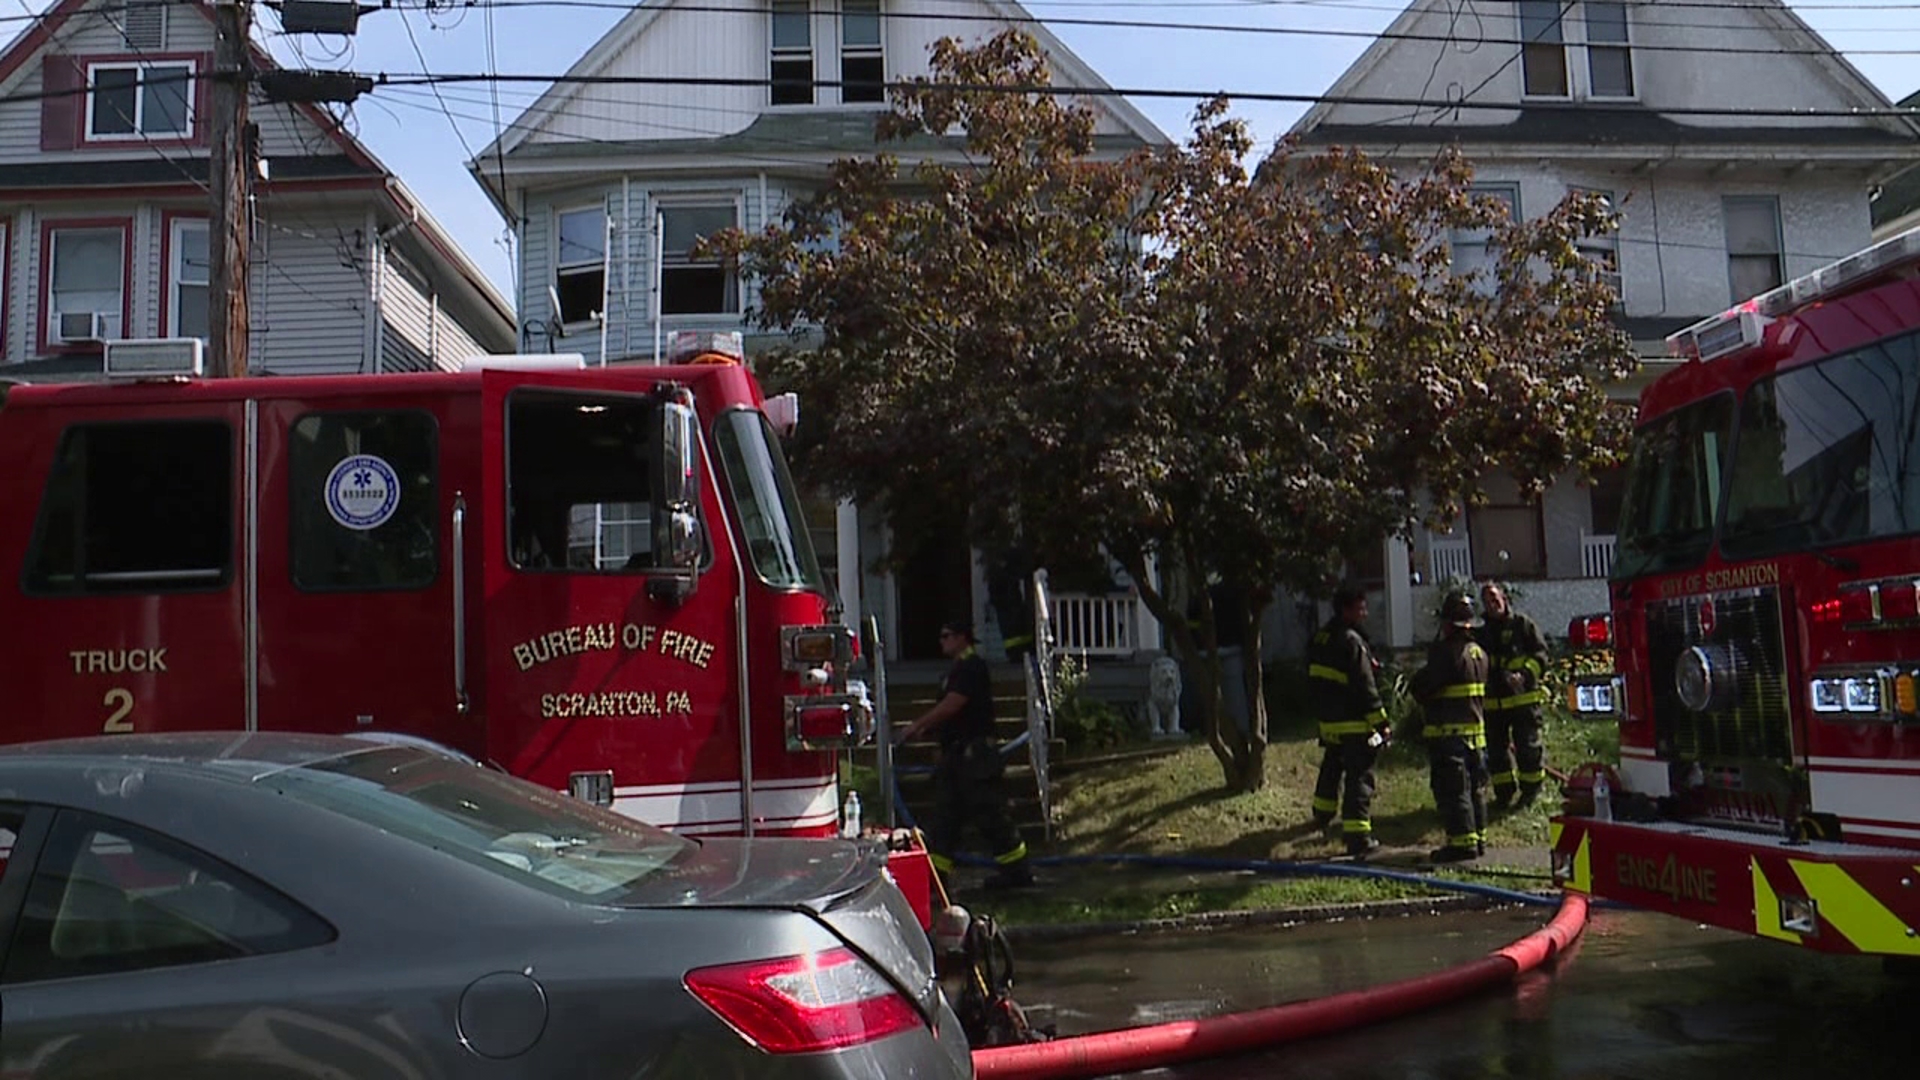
xmin=1014 ymin=904 xmax=1919 ymax=1078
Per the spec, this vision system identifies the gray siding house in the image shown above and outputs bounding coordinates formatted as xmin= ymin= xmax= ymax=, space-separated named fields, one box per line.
xmin=1288 ymin=0 xmax=1920 ymax=648
xmin=469 ymin=0 xmax=1169 ymax=663
xmin=0 ymin=0 xmax=514 ymax=378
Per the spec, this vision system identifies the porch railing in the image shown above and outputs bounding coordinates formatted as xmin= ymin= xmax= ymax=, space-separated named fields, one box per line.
xmin=1049 ymin=591 xmax=1142 ymax=657
xmin=1582 ymin=533 xmax=1616 ymax=579
xmin=1429 ymin=536 xmax=1472 ymax=582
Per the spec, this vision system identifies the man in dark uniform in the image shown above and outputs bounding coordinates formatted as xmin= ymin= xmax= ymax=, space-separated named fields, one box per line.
xmin=1413 ymin=591 xmax=1491 ymax=863
xmin=895 ymin=620 xmax=1034 ymax=889
xmin=1307 ymin=582 xmax=1389 ymax=857
xmin=1478 ymin=581 xmax=1551 ymax=810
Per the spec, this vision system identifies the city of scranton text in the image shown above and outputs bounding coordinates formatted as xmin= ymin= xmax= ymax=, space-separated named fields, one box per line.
xmin=512 ymin=623 xmax=716 ymax=672
xmin=1659 ymin=561 xmax=1781 ymax=598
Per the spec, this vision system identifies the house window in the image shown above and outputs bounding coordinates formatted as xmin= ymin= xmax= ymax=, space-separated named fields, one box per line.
xmin=553 ymin=205 xmax=606 ymax=327
xmin=1518 ymin=2 xmax=1568 ymax=97
xmin=771 ymin=0 xmax=813 ymax=106
xmin=1570 ymin=186 xmax=1621 ymax=305
xmin=169 ymin=217 xmax=209 ymax=339
xmin=1724 ymin=196 xmax=1783 ymax=301
xmin=1450 ymin=184 xmax=1518 ymax=294
xmin=85 ymin=61 xmax=192 ymax=139
xmin=660 ymin=204 xmax=740 ymax=316
xmin=1585 ymin=2 xmax=1634 ymax=97
xmin=841 ymin=0 xmax=884 ymax=104
xmin=25 ymin=420 xmax=232 ymax=595
xmin=47 ymin=226 xmax=125 ymax=344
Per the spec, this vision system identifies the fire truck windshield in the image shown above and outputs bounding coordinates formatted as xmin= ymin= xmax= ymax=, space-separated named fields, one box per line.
xmin=1612 ymin=391 xmax=1733 ymax=579
xmin=713 ymin=408 xmax=827 ymax=594
xmin=1720 ymin=328 xmax=1920 ymax=560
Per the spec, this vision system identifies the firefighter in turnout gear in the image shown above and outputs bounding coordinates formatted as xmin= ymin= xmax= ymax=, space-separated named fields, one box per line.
xmin=1413 ymin=591 xmax=1490 ymax=863
xmin=1478 ymin=581 xmax=1550 ymax=810
xmin=1308 ymin=583 xmax=1388 ymax=857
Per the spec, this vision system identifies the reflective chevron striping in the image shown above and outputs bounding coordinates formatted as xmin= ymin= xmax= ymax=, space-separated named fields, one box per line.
xmin=1751 ymin=857 xmax=1804 ymax=945
xmin=1788 ymin=860 xmax=1920 ymax=957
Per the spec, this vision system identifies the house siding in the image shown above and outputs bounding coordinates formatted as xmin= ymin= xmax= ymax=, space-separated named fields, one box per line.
xmin=248 ymin=223 xmax=370 ymax=374
xmin=1309 ymin=0 xmax=1885 ymax=131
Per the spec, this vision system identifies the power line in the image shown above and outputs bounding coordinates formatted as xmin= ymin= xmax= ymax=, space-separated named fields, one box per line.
xmin=372 ymin=71 xmax=1920 ymax=119
xmin=360 ymin=0 xmax=1920 ymax=55
xmin=11 ymin=67 xmax=1918 ymax=121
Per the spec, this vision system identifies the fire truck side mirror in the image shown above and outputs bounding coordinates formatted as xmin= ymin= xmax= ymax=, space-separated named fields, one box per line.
xmin=650 ymin=396 xmax=702 ymax=605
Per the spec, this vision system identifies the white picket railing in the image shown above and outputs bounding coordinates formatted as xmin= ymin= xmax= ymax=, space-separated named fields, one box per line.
xmin=1582 ymin=533 xmax=1617 ymax=579
xmin=1429 ymin=535 xmax=1473 ymax=582
xmin=1049 ymin=592 xmax=1141 ymax=657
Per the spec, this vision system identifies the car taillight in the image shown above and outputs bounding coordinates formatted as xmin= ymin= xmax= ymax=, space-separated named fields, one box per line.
xmin=685 ymin=947 xmax=922 ymax=1054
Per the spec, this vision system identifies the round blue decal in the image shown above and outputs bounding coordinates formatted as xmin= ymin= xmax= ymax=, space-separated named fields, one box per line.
xmin=324 ymin=454 xmax=401 ymax=531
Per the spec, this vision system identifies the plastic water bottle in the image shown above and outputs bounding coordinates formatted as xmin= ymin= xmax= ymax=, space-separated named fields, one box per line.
xmin=1592 ymin=773 xmax=1613 ymax=822
xmin=841 ymin=791 xmax=862 ymax=838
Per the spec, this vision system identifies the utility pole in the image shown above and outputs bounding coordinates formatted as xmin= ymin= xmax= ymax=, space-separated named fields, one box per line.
xmin=207 ymin=0 xmax=252 ymax=378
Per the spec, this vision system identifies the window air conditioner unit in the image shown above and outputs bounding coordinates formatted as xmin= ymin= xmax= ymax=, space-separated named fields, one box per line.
xmin=56 ymin=311 xmax=113 ymax=343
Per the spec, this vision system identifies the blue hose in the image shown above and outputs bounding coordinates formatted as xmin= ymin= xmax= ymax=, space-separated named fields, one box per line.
xmin=884 ymin=770 xmax=1630 ymax=910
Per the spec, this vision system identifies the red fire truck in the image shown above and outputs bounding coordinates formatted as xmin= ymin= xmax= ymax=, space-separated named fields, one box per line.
xmin=1552 ymin=226 xmax=1920 ymax=959
xmin=0 ymin=334 xmax=872 ymax=838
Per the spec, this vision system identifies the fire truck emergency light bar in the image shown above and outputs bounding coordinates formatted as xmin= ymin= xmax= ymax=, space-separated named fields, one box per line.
xmin=103 ymin=338 xmax=204 ymax=380
xmin=1667 ymin=223 xmax=1920 ymax=363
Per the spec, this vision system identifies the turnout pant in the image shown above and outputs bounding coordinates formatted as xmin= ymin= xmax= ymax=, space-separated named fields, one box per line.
xmin=1428 ymin=735 xmax=1489 ymax=853
xmin=1312 ymin=734 xmax=1379 ymax=836
xmin=927 ymin=737 xmax=1027 ymax=874
xmin=1485 ymin=706 xmax=1545 ymax=798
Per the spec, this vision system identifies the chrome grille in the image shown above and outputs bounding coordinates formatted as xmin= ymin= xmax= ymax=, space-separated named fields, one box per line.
xmin=1643 ymin=586 xmax=1792 ymax=763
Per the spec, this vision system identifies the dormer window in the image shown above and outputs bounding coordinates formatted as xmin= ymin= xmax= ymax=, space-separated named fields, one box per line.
xmin=841 ymin=0 xmax=884 ymax=104
xmin=86 ymin=61 xmax=192 ymax=140
xmin=1518 ymin=2 xmax=1635 ymax=101
xmin=770 ymin=0 xmax=813 ymax=106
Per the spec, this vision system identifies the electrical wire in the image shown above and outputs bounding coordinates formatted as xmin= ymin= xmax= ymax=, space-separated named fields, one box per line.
xmin=358 ymin=0 xmax=1920 ymax=56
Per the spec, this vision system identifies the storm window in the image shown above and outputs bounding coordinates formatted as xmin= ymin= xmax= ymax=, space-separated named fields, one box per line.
xmin=771 ymin=0 xmax=813 ymax=105
xmin=1724 ymin=196 xmax=1784 ymax=302
xmin=841 ymin=0 xmax=884 ymax=103
xmin=1518 ymin=2 xmax=1569 ymax=97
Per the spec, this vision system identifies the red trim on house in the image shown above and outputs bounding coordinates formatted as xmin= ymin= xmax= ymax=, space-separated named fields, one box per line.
xmin=2 ymin=215 xmax=12 ymax=361
xmin=0 ymin=177 xmax=388 ymax=202
xmin=157 ymin=209 xmax=207 ymax=337
xmin=69 ymin=51 xmax=214 ymax=150
xmin=36 ymin=215 xmax=134 ymax=355
xmin=0 ymin=0 xmax=88 ymax=87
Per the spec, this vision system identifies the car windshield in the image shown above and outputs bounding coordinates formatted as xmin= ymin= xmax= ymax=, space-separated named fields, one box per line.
xmin=1721 ymin=329 xmax=1920 ymax=560
xmin=1612 ymin=391 xmax=1734 ymax=579
xmin=260 ymin=747 xmax=696 ymax=902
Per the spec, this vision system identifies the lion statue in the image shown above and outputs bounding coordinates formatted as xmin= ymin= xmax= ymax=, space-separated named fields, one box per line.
xmin=1147 ymin=656 xmax=1183 ymax=739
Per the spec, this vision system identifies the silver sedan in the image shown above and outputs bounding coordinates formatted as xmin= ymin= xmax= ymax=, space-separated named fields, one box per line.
xmin=0 ymin=732 xmax=973 ymax=1078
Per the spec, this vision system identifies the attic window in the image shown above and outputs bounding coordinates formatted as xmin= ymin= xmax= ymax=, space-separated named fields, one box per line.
xmin=1517 ymin=1 xmax=1568 ymax=98
xmin=1585 ymin=2 xmax=1634 ymax=98
xmin=841 ymin=0 xmax=884 ymax=104
xmin=771 ymin=0 xmax=812 ymax=106
xmin=119 ymin=1 xmax=167 ymax=50
xmin=86 ymin=61 xmax=193 ymax=139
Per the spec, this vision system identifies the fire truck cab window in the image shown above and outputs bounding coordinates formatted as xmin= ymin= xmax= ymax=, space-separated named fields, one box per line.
xmin=1612 ymin=393 xmax=1732 ymax=579
xmin=289 ymin=411 xmax=439 ymax=591
xmin=1722 ymin=329 xmax=1920 ymax=559
xmin=713 ymin=408 xmax=826 ymax=592
xmin=508 ymin=391 xmax=661 ymax=572
xmin=25 ymin=421 xmax=231 ymax=595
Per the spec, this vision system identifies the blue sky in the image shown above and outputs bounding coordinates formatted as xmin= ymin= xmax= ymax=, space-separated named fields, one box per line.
xmin=249 ymin=1 xmax=1920 ymax=297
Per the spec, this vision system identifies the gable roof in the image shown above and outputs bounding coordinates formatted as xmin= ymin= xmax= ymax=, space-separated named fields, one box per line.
xmin=473 ymin=0 xmax=1168 ymax=167
xmin=0 ymin=0 xmax=513 ymax=334
xmin=1290 ymin=0 xmax=1918 ymax=145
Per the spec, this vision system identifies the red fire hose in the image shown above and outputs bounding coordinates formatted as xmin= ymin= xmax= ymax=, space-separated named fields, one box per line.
xmin=972 ymin=890 xmax=1590 ymax=1080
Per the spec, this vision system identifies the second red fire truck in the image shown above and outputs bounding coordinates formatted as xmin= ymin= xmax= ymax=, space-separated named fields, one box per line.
xmin=1554 ymin=226 xmax=1920 ymax=960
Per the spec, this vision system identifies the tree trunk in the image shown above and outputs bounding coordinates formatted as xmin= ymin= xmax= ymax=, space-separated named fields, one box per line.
xmin=1117 ymin=548 xmax=1241 ymax=788
xmin=1234 ymin=599 xmax=1269 ymax=792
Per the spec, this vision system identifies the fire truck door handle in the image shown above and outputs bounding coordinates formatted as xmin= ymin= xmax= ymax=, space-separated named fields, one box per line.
xmin=452 ymin=494 xmax=470 ymax=715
